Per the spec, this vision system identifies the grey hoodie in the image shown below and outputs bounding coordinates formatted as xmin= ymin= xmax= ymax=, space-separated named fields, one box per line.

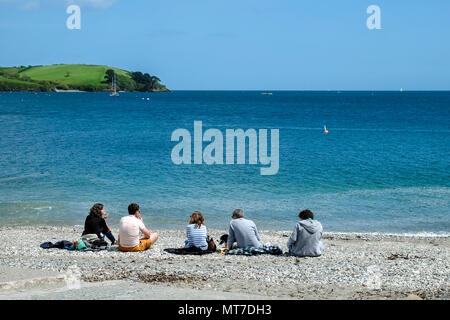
xmin=287 ymin=219 xmax=325 ymax=257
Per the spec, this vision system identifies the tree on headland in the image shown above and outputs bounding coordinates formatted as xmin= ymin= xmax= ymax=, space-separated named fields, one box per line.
xmin=130 ymin=71 xmax=146 ymax=84
xmin=149 ymin=75 xmax=161 ymax=90
xmin=104 ymin=69 xmax=115 ymax=84
xmin=116 ymin=74 xmax=136 ymax=91
xmin=130 ymin=72 xmax=163 ymax=91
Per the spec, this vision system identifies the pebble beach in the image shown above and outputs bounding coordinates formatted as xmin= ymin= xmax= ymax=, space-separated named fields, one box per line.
xmin=0 ymin=225 xmax=448 ymax=300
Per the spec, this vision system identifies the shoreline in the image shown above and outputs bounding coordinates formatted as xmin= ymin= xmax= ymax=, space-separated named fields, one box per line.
xmin=2 ymin=223 xmax=449 ymax=238
xmin=0 ymin=225 xmax=448 ymax=300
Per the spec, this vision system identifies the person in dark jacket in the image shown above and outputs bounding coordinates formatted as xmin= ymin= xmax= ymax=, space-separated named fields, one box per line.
xmin=82 ymin=203 xmax=116 ymax=245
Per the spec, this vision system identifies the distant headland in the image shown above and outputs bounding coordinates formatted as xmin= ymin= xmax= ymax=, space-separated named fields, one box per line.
xmin=0 ymin=64 xmax=170 ymax=92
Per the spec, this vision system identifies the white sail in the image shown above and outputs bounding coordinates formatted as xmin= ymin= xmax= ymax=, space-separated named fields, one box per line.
xmin=110 ymin=72 xmax=119 ymax=97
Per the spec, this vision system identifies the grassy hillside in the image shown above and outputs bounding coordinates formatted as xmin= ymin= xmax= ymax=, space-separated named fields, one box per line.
xmin=0 ymin=64 xmax=168 ymax=92
xmin=0 ymin=75 xmax=42 ymax=90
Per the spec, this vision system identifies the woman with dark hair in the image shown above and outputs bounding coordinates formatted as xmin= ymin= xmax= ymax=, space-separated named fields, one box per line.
xmin=185 ymin=211 xmax=208 ymax=250
xmin=82 ymin=203 xmax=116 ymax=245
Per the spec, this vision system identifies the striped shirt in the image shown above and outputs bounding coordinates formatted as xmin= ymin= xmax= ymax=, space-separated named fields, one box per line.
xmin=185 ymin=224 xmax=208 ymax=250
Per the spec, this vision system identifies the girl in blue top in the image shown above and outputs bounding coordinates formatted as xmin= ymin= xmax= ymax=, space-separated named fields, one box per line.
xmin=185 ymin=211 xmax=208 ymax=250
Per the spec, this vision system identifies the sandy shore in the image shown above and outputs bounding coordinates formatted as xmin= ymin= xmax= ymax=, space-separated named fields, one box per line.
xmin=0 ymin=225 xmax=448 ymax=300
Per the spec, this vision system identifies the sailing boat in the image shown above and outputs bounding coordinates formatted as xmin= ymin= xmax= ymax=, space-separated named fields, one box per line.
xmin=110 ymin=72 xmax=119 ymax=97
xmin=323 ymin=125 xmax=329 ymax=134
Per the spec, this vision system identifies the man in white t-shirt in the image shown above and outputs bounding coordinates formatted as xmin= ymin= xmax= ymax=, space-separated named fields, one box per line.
xmin=118 ymin=203 xmax=159 ymax=252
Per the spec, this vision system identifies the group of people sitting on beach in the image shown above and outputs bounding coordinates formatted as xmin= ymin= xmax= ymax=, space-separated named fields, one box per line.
xmin=82 ymin=203 xmax=325 ymax=257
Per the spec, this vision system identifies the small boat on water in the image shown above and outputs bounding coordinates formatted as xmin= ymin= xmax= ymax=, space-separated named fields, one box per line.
xmin=324 ymin=125 xmax=329 ymax=134
xmin=110 ymin=72 xmax=119 ymax=97
xmin=261 ymin=92 xmax=273 ymax=95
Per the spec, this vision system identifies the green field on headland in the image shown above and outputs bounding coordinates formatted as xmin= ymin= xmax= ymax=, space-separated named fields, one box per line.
xmin=0 ymin=64 xmax=169 ymax=92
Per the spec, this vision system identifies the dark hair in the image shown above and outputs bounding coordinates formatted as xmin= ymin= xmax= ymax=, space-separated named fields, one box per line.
xmin=128 ymin=203 xmax=140 ymax=215
xmin=90 ymin=203 xmax=104 ymax=217
xmin=189 ymin=211 xmax=204 ymax=228
xmin=299 ymin=209 xmax=314 ymax=220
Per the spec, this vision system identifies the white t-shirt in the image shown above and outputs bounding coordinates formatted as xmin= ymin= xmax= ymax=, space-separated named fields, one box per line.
xmin=119 ymin=215 xmax=146 ymax=248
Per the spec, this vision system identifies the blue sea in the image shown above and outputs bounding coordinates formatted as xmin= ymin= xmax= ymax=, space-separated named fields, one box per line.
xmin=0 ymin=91 xmax=449 ymax=234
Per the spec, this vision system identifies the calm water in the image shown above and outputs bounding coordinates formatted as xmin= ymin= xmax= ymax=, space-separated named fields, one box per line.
xmin=0 ymin=91 xmax=449 ymax=234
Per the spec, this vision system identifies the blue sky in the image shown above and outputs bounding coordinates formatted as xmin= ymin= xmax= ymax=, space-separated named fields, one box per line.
xmin=0 ymin=0 xmax=449 ymax=90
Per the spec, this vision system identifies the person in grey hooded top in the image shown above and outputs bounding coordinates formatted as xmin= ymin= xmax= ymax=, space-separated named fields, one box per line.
xmin=287 ymin=209 xmax=325 ymax=257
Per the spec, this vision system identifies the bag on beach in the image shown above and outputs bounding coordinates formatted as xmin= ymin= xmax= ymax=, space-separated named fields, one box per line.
xmin=75 ymin=238 xmax=87 ymax=250
xmin=207 ymin=236 xmax=216 ymax=251
xmin=81 ymin=234 xmax=109 ymax=250
xmin=91 ymin=239 xmax=108 ymax=248
xmin=40 ymin=240 xmax=73 ymax=249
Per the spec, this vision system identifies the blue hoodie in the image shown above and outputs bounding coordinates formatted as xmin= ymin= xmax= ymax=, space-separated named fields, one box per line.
xmin=287 ymin=219 xmax=325 ymax=257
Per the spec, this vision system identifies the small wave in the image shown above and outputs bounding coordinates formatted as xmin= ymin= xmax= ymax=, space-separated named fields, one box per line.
xmin=321 ymin=231 xmax=450 ymax=238
xmin=0 ymin=173 xmax=49 ymax=183
xmin=32 ymin=206 xmax=52 ymax=211
xmin=311 ymin=186 xmax=450 ymax=197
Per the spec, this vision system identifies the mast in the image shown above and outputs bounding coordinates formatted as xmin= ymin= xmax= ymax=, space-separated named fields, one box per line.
xmin=110 ymin=71 xmax=119 ymax=96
